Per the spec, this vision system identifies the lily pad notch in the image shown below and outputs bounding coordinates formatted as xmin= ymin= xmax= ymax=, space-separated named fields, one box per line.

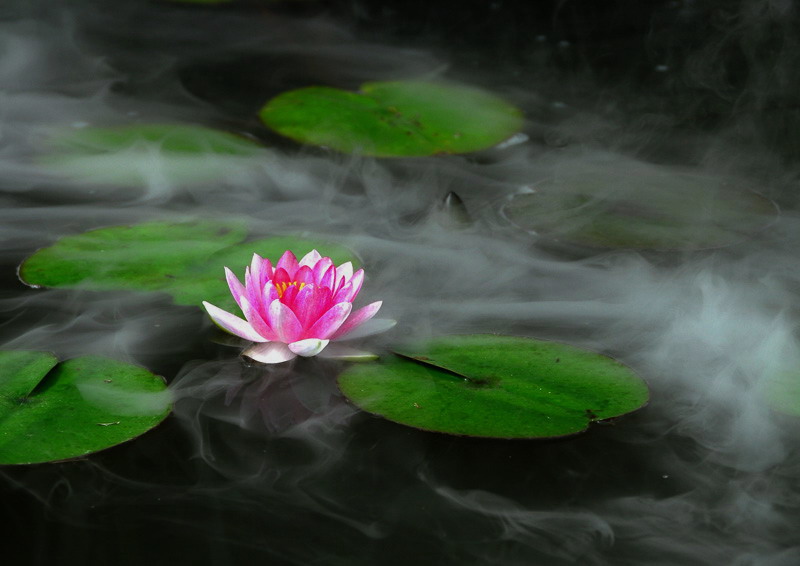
xmin=337 ymin=334 xmax=649 ymax=439
xmin=0 ymin=350 xmax=172 ymax=465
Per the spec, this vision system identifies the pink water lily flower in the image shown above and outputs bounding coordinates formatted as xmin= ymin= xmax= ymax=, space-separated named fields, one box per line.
xmin=203 ymin=250 xmax=394 ymax=363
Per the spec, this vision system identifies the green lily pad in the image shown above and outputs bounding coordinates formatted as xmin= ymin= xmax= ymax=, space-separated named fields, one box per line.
xmin=765 ymin=372 xmax=800 ymax=417
xmin=19 ymin=220 xmax=359 ymax=308
xmin=504 ymin=160 xmax=777 ymax=251
xmin=0 ymin=351 xmax=171 ymax=465
xmin=259 ymin=80 xmax=524 ymax=157
xmin=20 ymin=220 xmax=248 ymax=293
xmin=337 ymin=335 xmax=649 ymax=439
xmin=40 ymin=123 xmax=266 ymax=187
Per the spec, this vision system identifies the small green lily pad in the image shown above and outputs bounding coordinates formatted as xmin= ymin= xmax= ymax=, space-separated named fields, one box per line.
xmin=504 ymin=161 xmax=778 ymax=250
xmin=259 ymin=80 xmax=524 ymax=157
xmin=337 ymin=335 xmax=649 ymax=439
xmin=19 ymin=220 xmax=359 ymax=308
xmin=40 ymin=123 xmax=266 ymax=187
xmin=0 ymin=351 xmax=171 ymax=465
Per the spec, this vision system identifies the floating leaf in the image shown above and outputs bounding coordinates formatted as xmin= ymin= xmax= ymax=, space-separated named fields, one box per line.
xmin=20 ymin=220 xmax=247 ymax=293
xmin=504 ymin=159 xmax=777 ymax=251
xmin=40 ymin=123 xmax=265 ymax=187
xmin=765 ymin=372 xmax=800 ymax=417
xmin=19 ymin=220 xmax=359 ymax=308
xmin=337 ymin=335 xmax=649 ymax=439
xmin=260 ymin=80 xmax=524 ymax=157
xmin=0 ymin=351 xmax=171 ymax=465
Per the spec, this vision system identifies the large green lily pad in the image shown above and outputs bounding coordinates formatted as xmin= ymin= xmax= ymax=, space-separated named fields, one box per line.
xmin=504 ymin=160 xmax=778 ymax=250
xmin=0 ymin=351 xmax=171 ymax=465
xmin=337 ymin=334 xmax=649 ymax=439
xmin=259 ymin=80 xmax=524 ymax=157
xmin=40 ymin=123 xmax=266 ymax=187
xmin=19 ymin=220 xmax=358 ymax=308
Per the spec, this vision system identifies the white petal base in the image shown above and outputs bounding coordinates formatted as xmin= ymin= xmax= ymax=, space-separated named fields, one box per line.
xmin=243 ymin=342 xmax=297 ymax=364
xmin=288 ymin=338 xmax=330 ymax=357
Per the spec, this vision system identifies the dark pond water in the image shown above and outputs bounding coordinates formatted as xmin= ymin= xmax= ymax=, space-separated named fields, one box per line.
xmin=2 ymin=1 xmax=800 ymax=564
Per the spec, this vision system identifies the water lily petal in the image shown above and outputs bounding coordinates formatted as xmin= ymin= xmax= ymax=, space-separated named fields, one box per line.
xmin=267 ymin=299 xmax=303 ymax=343
xmin=244 ymin=266 xmax=258 ymax=301
xmin=203 ymin=301 xmax=268 ymax=342
xmin=224 ymin=267 xmax=246 ymax=310
xmin=333 ymin=269 xmax=364 ymax=303
xmin=250 ymin=253 xmax=273 ymax=290
xmin=272 ymin=267 xmax=291 ymax=287
xmin=281 ymin=284 xmax=300 ymax=308
xmin=242 ymin=267 xmax=267 ymax=320
xmin=240 ymin=296 xmax=277 ymax=341
xmin=299 ymin=249 xmax=322 ymax=268
xmin=276 ymin=250 xmax=299 ymax=277
xmin=263 ymin=281 xmax=280 ymax=304
xmin=334 ymin=261 xmax=353 ymax=292
xmin=330 ymin=301 xmax=383 ymax=339
xmin=317 ymin=265 xmax=334 ymax=290
xmin=288 ymin=338 xmax=330 ymax=357
xmin=336 ymin=261 xmax=354 ymax=283
xmin=313 ymin=258 xmax=334 ymax=286
xmin=305 ymin=302 xmax=352 ymax=340
xmin=243 ymin=342 xmax=296 ymax=364
xmin=292 ymin=284 xmax=329 ymax=329
xmin=294 ymin=265 xmax=315 ymax=286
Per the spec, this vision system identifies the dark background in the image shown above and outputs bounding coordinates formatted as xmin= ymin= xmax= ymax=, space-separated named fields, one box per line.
xmin=2 ymin=1 xmax=799 ymax=565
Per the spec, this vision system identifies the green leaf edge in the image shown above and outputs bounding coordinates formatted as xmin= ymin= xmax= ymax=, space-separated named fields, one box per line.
xmin=0 ymin=352 xmax=172 ymax=466
xmin=17 ymin=220 xmax=360 ymax=309
xmin=259 ymin=80 xmax=525 ymax=158
xmin=338 ymin=334 xmax=650 ymax=440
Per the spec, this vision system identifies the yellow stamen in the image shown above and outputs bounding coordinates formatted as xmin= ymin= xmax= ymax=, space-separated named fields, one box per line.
xmin=276 ymin=281 xmax=306 ymax=298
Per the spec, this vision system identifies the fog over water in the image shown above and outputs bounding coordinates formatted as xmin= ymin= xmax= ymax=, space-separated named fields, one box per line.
xmin=1 ymin=1 xmax=800 ymax=564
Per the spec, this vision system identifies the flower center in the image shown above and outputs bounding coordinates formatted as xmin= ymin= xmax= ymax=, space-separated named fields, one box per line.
xmin=276 ymin=281 xmax=306 ymax=298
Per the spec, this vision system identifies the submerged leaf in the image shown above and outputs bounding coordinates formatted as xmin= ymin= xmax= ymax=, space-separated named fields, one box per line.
xmin=504 ymin=157 xmax=777 ymax=251
xmin=40 ymin=123 xmax=265 ymax=188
